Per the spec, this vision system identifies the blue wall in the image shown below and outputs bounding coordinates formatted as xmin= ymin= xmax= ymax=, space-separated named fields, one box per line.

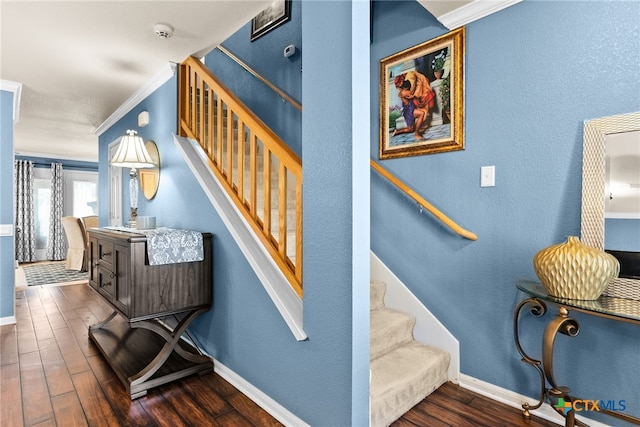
xmin=98 ymin=78 xmax=181 ymax=227
xmin=370 ymin=0 xmax=640 ymax=421
xmin=97 ymin=0 xmax=640 ymax=423
xmin=203 ymin=1 xmax=302 ymax=156
xmin=98 ymin=3 xmax=367 ymax=424
xmin=606 ymin=219 xmax=640 ymax=251
xmin=0 ymin=90 xmax=15 ymax=320
xmin=302 ymin=2 xmax=369 ymax=426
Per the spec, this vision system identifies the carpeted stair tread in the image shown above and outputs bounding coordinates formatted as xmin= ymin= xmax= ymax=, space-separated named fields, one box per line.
xmin=370 ymin=341 xmax=450 ymax=427
xmin=370 ymin=308 xmax=415 ymax=361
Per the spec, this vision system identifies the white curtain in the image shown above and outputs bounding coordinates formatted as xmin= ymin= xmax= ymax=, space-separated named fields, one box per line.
xmin=46 ymin=163 xmax=65 ymax=260
xmin=14 ymin=160 xmax=37 ymax=262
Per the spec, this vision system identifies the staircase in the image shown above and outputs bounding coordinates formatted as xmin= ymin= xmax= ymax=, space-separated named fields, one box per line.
xmin=177 ymin=57 xmax=457 ymax=411
xmin=370 ymin=280 xmax=450 ymax=426
xmin=179 ymin=56 xmax=302 ymax=298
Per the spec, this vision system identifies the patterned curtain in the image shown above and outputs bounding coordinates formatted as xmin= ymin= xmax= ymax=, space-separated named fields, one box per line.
xmin=14 ymin=160 xmax=36 ymax=262
xmin=46 ymin=163 xmax=65 ymax=260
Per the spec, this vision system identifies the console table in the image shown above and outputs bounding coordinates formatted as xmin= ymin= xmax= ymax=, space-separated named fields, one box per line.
xmin=87 ymin=228 xmax=214 ymax=399
xmin=514 ymin=280 xmax=640 ymax=426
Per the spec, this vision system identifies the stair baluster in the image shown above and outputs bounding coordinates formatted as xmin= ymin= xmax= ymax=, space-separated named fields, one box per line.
xmin=178 ymin=56 xmax=303 ymax=297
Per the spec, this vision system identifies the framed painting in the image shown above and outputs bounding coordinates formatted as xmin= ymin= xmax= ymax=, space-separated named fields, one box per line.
xmin=379 ymin=27 xmax=465 ymax=159
xmin=251 ymin=0 xmax=291 ymax=41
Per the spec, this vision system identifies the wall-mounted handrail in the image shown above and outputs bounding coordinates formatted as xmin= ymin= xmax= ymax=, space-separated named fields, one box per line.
xmin=215 ymin=45 xmax=302 ymax=112
xmin=370 ymin=160 xmax=478 ymax=241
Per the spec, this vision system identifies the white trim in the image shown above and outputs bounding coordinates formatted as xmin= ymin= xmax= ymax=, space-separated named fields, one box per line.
xmin=459 ymin=374 xmax=611 ymax=427
xmin=13 ymin=150 xmax=98 ymax=163
xmin=0 ymin=316 xmax=17 ymax=326
xmin=437 ymin=0 xmax=523 ymax=30
xmin=0 ymin=79 xmax=22 ymax=123
xmin=173 ymin=134 xmax=307 ymax=341
xmin=174 ymin=331 xmax=308 ymax=426
xmin=93 ymin=62 xmax=177 ymax=136
xmin=606 ymin=212 xmax=640 ymax=219
xmin=370 ymin=252 xmax=460 ymax=383
xmin=214 ymin=359 xmax=310 ymax=427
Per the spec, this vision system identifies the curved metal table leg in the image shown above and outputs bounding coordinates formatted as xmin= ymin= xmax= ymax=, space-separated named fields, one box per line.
xmin=513 ymin=297 xmax=548 ymax=417
xmin=543 ymin=307 xmax=579 ymax=426
xmin=515 ymin=299 xmax=585 ymax=427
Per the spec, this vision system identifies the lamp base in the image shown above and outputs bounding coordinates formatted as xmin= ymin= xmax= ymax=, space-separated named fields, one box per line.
xmin=129 ymin=207 xmax=138 ymax=228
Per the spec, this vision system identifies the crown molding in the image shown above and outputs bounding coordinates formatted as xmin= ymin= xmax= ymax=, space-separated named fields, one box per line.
xmin=437 ymin=0 xmax=523 ymax=30
xmin=94 ymin=62 xmax=177 ymax=136
xmin=1 ymin=79 xmax=22 ymax=123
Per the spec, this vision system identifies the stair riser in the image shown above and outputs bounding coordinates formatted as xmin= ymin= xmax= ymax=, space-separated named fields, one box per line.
xmin=369 ymin=281 xmax=451 ymax=427
xmin=370 ymin=343 xmax=450 ymax=427
xmin=370 ymin=309 xmax=415 ymax=361
xmin=370 ymin=280 xmax=386 ymax=309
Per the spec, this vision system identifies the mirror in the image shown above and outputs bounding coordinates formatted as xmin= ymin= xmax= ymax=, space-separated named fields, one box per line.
xmin=139 ymin=140 xmax=160 ymax=200
xmin=581 ymin=112 xmax=640 ymax=296
xmin=605 ymin=130 xmax=640 ymax=221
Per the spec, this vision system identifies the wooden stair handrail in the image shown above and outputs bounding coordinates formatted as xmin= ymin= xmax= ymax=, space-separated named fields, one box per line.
xmin=179 ymin=56 xmax=303 ymax=297
xmin=371 ymin=160 xmax=478 ymax=241
xmin=180 ymin=56 xmax=302 ymax=173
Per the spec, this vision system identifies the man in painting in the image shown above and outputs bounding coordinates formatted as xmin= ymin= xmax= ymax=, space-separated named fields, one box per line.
xmin=391 ymin=70 xmax=435 ymax=141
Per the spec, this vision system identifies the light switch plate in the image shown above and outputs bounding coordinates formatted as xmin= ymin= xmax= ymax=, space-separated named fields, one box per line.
xmin=0 ymin=224 xmax=13 ymax=236
xmin=481 ymin=166 xmax=495 ymax=187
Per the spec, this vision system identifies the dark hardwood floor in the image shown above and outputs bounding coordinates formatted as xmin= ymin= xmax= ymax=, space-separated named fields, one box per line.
xmin=1 ymin=283 xmax=558 ymax=427
xmin=391 ymin=382 xmax=558 ymax=427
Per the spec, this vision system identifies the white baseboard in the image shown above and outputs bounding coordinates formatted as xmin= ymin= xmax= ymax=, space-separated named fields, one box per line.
xmin=0 ymin=316 xmax=16 ymax=326
xmin=213 ymin=359 xmax=310 ymax=427
xmin=459 ymin=374 xmax=611 ymax=427
xmin=176 ymin=330 xmax=308 ymax=426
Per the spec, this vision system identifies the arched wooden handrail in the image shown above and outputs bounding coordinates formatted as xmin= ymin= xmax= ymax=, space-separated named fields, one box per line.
xmin=371 ymin=160 xmax=478 ymax=241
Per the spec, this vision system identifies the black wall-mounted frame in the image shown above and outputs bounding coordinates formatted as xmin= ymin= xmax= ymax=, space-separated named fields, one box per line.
xmin=251 ymin=0 xmax=291 ymax=41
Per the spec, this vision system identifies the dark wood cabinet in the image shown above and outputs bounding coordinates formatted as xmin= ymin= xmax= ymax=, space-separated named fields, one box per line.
xmin=87 ymin=228 xmax=213 ymax=399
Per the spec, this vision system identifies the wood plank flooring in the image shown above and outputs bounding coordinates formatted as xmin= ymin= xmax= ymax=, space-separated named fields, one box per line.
xmin=1 ymin=282 xmax=559 ymax=427
xmin=392 ymin=381 xmax=558 ymax=427
xmin=2 ymin=283 xmax=283 ymax=427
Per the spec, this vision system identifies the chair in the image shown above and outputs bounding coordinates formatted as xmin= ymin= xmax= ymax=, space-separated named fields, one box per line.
xmin=61 ymin=216 xmax=88 ymax=271
xmin=81 ymin=215 xmax=98 ymax=243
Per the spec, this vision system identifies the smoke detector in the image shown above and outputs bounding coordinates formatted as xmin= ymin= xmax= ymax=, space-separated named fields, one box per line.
xmin=154 ymin=23 xmax=174 ymax=39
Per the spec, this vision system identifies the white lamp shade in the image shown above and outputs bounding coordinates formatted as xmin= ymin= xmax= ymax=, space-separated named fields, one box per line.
xmin=110 ymin=130 xmax=156 ymax=168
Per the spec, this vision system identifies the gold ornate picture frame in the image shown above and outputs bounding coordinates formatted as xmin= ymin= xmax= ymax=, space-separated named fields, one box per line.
xmin=379 ymin=27 xmax=465 ymax=159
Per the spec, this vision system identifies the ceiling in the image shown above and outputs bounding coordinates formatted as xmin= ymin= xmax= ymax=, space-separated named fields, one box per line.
xmin=1 ymin=0 xmax=272 ymax=162
xmin=1 ymin=0 xmax=510 ymax=163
